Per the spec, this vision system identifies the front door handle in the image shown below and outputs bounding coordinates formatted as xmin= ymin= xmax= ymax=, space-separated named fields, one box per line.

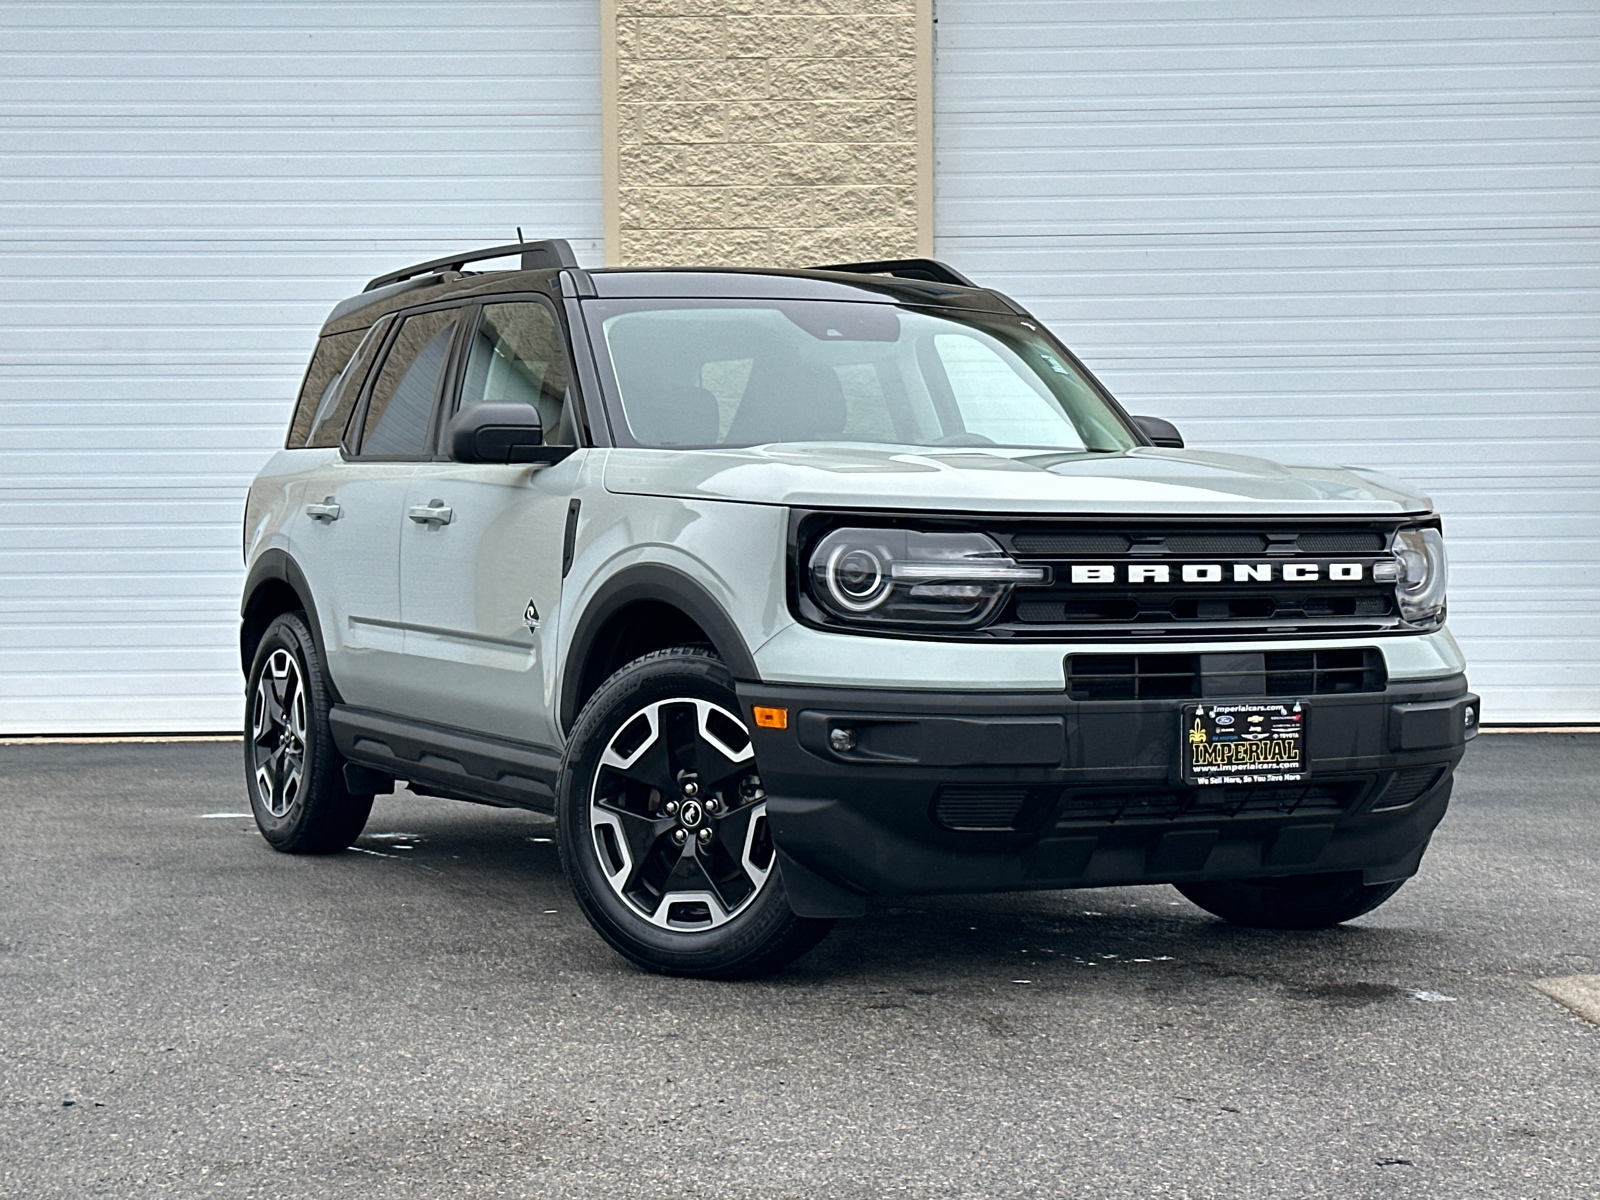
xmin=305 ymin=498 xmax=341 ymax=522
xmin=407 ymin=501 xmax=454 ymax=526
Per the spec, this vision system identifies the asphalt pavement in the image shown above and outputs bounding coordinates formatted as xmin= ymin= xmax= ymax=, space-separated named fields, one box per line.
xmin=2 ymin=733 xmax=1596 ymax=1199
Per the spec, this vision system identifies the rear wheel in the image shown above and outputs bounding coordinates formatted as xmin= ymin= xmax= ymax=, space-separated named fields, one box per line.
xmin=1176 ymin=871 xmax=1407 ymax=930
xmin=557 ymin=647 xmax=832 ymax=979
xmin=244 ymin=612 xmax=372 ymax=854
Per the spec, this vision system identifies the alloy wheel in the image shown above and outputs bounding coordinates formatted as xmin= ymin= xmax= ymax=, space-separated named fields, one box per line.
xmin=589 ymin=697 xmax=775 ymax=930
xmin=251 ymin=648 xmax=308 ymax=819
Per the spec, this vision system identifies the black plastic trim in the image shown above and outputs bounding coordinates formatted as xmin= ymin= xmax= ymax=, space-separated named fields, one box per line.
xmin=330 ymin=706 xmax=560 ymax=811
xmin=562 ymin=499 xmax=581 ymax=578
xmin=240 ymin=549 xmax=337 ymax=699
xmin=365 ymin=239 xmax=577 ymax=292
xmin=736 ymin=674 xmax=1471 ymax=898
xmin=560 ymin=565 xmax=760 ymax=732
xmin=813 ymin=258 xmax=978 ymax=287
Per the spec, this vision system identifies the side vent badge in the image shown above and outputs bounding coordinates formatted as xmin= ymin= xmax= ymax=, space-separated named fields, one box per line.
xmin=523 ymin=600 xmax=540 ymax=631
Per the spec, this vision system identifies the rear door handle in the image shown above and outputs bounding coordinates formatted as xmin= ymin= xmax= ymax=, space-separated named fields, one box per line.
xmin=305 ymin=498 xmax=341 ymax=522
xmin=407 ymin=501 xmax=453 ymax=526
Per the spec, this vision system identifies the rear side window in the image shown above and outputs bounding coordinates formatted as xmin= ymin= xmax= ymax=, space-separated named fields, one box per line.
xmin=286 ymin=330 xmax=364 ymax=448
xmin=305 ymin=318 xmax=392 ymax=449
xmin=358 ymin=309 xmax=460 ymax=458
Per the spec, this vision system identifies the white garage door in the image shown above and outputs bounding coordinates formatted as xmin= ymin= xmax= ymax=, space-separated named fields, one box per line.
xmin=0 ymin=2 xmax=601 ymax=734
xmin=935 ymin=1 xmax=1600 ymax=724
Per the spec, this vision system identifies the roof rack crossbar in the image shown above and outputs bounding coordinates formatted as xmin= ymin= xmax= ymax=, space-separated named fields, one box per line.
xmin=363 ymin=238 xmax=578 ymax=293
xmin=814 ymin=258 xmax=977 ymax=288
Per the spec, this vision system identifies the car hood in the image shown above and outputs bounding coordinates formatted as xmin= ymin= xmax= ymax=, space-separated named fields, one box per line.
xmin=601 ymin=444 xmax=1433 ymax=516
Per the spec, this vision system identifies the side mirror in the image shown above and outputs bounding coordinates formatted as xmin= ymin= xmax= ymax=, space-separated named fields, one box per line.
xmin=446 ymin=402 xmax=572 ymax=465
xmin=1132 ymin=415 xmax=1184 ymax=449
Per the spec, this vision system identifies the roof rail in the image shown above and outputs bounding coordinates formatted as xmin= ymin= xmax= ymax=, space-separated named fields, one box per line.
xmin=363 ymin=238 xmax=578 ymax=293
xmin=814 ymin=258 xmax=977 ymax=288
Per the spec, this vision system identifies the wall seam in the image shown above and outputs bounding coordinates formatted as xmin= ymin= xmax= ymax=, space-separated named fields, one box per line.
xmin=599 ymin=0 xmax=620 ymax=266
xmin=917 ymin=0 xmax=934 ymax=256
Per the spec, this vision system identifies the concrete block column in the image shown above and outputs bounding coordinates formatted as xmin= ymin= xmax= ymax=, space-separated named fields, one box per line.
xmin=601 ymin=0 xmax=932 ymax=266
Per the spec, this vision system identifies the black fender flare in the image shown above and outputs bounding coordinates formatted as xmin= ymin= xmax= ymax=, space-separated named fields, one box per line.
xmin=239 ymin=548 xmax=335 ymax=691
xmin=560 ymin=564 xmax=760 ymax=733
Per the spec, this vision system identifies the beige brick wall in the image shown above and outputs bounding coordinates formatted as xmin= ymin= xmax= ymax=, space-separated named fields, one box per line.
xmin=602 ymin=0 xmax=931 ymax=267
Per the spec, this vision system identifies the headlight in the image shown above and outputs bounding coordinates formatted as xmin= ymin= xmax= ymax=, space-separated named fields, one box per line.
xmin=1390 ymin=526 xmax=1447 ymax=627
xmin=807 ymin=528 xmax=1047 ymax=628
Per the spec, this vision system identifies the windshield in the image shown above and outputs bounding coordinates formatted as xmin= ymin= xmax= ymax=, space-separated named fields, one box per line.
xmin=587 ymin=299 xmax=1139 ymax=453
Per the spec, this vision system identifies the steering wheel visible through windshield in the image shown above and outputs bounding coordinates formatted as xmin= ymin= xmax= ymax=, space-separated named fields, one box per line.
xmin=586 ymin=298 xmax=1139 ymax=453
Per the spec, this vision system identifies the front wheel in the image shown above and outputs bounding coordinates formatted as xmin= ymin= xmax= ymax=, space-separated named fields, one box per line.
xmin=1175 ymin=871 xmax=1407 ymax=930
xmin=556 ymin=647 xmax=832 ymax=979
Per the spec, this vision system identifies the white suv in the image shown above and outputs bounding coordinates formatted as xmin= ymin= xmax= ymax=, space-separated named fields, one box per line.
xmin=241 ymin=239 xmax=1478 ymax=978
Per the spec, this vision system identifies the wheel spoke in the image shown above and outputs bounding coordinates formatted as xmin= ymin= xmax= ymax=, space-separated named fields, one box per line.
xmin=661 ymin=842 xmax=738 ymax=917
xmin=280 ymin=746 xmax=304 ymax=805
xmin=661 ymin=701 xmax=701 ymax=782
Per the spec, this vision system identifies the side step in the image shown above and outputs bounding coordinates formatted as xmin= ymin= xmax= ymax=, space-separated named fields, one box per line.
xmin=330 ymin=706 xmax=560 ymax=812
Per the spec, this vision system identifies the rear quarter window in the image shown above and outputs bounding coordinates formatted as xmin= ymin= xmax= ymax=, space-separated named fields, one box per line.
xmin=286 ymin=330 xmax=365 ymax=449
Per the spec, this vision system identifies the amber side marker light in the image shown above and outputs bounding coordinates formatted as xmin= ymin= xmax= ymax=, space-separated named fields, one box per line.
xmin=752 ymin=706 xmax=789 ymax=730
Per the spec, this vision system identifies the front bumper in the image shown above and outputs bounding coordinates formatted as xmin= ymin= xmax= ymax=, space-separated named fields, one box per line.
xmin=737 ymin=674 xmax=1476 ymax=913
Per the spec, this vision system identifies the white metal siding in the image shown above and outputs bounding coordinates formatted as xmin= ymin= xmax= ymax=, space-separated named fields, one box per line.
xmin=0 ymin=2 xmax=602 ymax=733
xmin=935 ymin=1 xmax=1600 ymax=723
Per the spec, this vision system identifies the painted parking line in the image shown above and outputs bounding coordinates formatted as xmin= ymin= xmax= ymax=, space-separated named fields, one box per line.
xmin=1533 ymin=975 xmax=1600 ymax=1026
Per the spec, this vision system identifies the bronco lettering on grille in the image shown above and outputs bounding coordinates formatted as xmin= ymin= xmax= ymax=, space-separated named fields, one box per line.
xmin=1068 ymin=562 xmax=1367 ymax=585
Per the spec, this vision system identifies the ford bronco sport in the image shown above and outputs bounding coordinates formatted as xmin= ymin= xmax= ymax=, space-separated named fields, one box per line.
xmin=240 ymin=238 xmax=1477 ymax=978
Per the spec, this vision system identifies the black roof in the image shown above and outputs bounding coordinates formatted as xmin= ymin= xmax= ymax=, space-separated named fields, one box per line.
xmin=318 ymin=249 xmax=1024 ymax=337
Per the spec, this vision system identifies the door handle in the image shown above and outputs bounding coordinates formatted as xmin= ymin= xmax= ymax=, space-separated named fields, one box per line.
xmin=407 ymin=501 xmax=454 ymax=526
xmin=305 ymin=498 xmax=341 ymax=522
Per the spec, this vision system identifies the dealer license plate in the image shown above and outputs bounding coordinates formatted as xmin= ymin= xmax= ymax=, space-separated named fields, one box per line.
xmin=1181 ymin=701 xmax=1307 ymax=786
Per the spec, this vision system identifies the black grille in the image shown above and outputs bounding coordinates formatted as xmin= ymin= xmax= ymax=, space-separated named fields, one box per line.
xmin=1014 ymin=592 xmax=1395 ymax=627
xmin=1054 ymin=780 xmax=1368 ymax=825
xmin=1370 ymin=765 xmax=1446 ymax=812
xmin=992 ymin=520 xmax=1403 ymax=639
xmin=1263 ymin=649 xmax=1386 ymax=695
xmin=1010 ymin=532 xmax=1130 ymax=556
xmin=1017 ymin=597 xmax=1141 ymax=623
xmin=1067 ymin=649 xmax=1386 ymax=701
xmin=1164 ymin=533 xmax=1268 ymax=556
xmin=933 ymin=786 xmax=1032 ymax=831
xmin=1006 ymin=527 xmax=1390 ymax=559
xmin=1296 ymin=531 xmax=1386 ymax=554
xmin=1068 ymin=654 xmax=1201 ymax=701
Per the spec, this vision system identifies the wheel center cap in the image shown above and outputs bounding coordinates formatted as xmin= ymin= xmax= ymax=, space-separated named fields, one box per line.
xmin=678 ymin=799 xmax=704 ymax=828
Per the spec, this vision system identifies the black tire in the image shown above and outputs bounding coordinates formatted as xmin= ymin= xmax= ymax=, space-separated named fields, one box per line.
xmin=556 ymin=647 xmax=833 ymax=979
xmin=244 ymin=612 xmax=373 ymax=854
xmin=1175 ymin=871 xmax=1407 ymax=930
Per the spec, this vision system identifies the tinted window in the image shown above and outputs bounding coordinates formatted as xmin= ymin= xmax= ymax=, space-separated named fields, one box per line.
xmin=306 ymin=318 xmax=392 ymax=449
xmin=457 ymin=302 xmax=573 ymax=445
xmin=360 ymin=310 xmax=459 ymax=457
xmin=287 ymin=330 xmax=363 ymax=449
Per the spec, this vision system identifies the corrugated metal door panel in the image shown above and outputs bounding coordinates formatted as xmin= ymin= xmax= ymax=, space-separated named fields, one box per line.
xmin=0 ymin=2 xmax=601 ymax=733
xmin=935 ymin=0 xmax=1600 ymax=723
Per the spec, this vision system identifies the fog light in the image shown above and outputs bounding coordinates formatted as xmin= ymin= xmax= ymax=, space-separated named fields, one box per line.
xmin=829 ymin=727 xmax=857 ymax=753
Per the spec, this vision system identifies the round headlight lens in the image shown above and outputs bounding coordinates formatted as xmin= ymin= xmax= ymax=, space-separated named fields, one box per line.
xmin=827 ymin=544 xmax=891 ymax=612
